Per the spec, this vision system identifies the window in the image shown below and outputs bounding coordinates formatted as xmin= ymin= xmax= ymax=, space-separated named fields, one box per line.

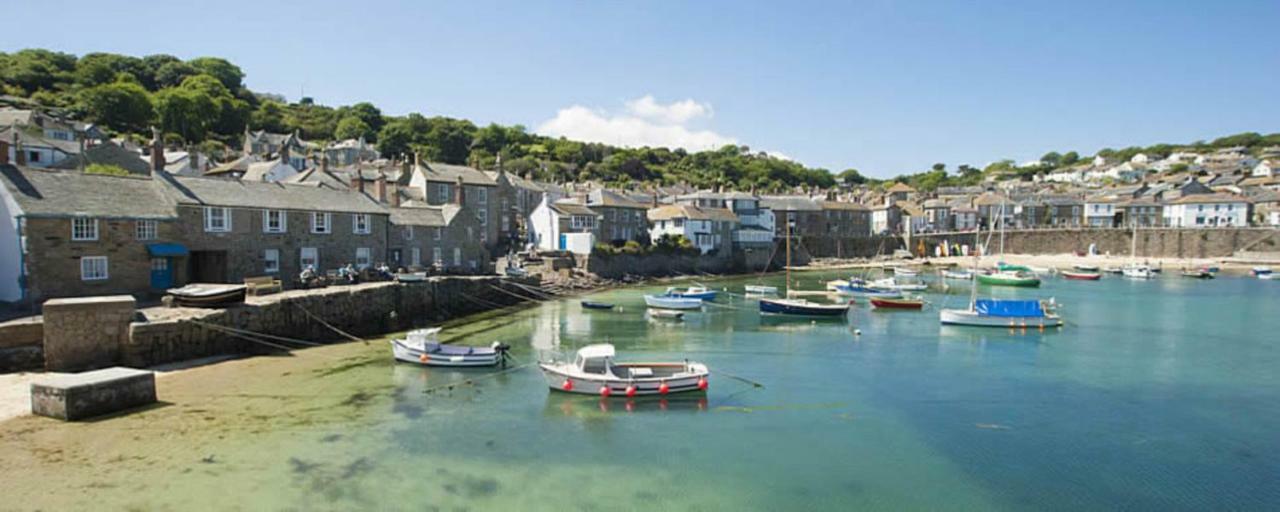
xmin=28 ymin=151 xmax=40 ymax=163
xmin=264 ymin=249 xmax=280 ymax=274
xmin=80 ymin=256 xmax=108 ymax=281
xmin=204 ymin=207 xmax=231 ymax=232
xmin=353 ymin=214 xmax=371 ymax=234
xmin=478 ymin=209 xmax=487 ymax=226
xmin=433 ymin=247 xmax=442 ymax=265
xmin=263 ymin=210 xmax=287 ymax=233
xmin=571 ymin=215 xmax=595 ymax=229
xmin=411 ymin=248 xmax=421 ymax=266
xmin=135 ymin=220 xmax=157 ymax=240
xmin=72 ymin=218 xmax=98 ymax=241
xmin=476 ymin=187 xmax=487 ymax=204
xmin=433 ymin=227 xmax=442 ymax=240
xmin=404 ymin=226 xmax=414 ymax=240
xmin=300 ymin=247 xmax=318 ymax=270
xmin=436 ymin=183 xmax=449 ymax=202
xmin=674 ymin=218 xmax=685 ymax=228
xmin=356 ymin=248 xmax=371 ymax=269
xmin=312 ymin=212 xmax=331 ymax=234
xmin=453 ymin=248 xmax=461 ymax=266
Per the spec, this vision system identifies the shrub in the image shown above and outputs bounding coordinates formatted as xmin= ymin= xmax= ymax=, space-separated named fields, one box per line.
xmin=84 ymin=163 xmax=131 ymax=176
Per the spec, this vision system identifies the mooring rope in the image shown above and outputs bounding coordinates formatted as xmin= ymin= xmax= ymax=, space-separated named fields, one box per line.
xmin=418 ymin=361 xmax=537 ymax=395
xmin=486 ymin=283 xmax=551 ymax=303
xmin=293 ymin=303 xmax=367 ymax=345
xmin=190 ymin=319 xmax=328 ymax=348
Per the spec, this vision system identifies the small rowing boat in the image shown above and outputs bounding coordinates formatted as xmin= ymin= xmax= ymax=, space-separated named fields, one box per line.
xmin=647 ymin=308 xmax=684 ymax=320
xmin=581 ymin=301 xmax=616 ymax=310
xmin=1073 ymin=264 xmax=1100 ymax=272
xmin=540 ymin=344 xmax=709 ymax=397
xmin=1181 ymin=269 xmax=1214 ymax=279
xmin=996 ymin=262 xmax=1032 ymax=272
xmin=1252 ymin=266 xmax=1273 ymax=278
xmin=744 ymin=284 xmax=778 ymax=295
xmin=870 ymin=296 xmax=924 ymax=310
xmin=391 ymin=328 xmax=510 ymax=367
xmin=167 ymin=284 xmax=247 ymax=308
xmin=892 ymin=267 xmax=919 ymax=277
xmin=644 ymin=294 xmax=702 ymax=310
xmin=870 ymin=277 xmax=928 ymax=291
xmin=664 ymin=286 xmax=717 ymax=301
xmin=1103 ymin=267 xmax=1123 ymax=275
xmin=1061 ymin=271 xmax=1101 ymax=281
xmin=941 ymin=269 xmax=973 ymax=280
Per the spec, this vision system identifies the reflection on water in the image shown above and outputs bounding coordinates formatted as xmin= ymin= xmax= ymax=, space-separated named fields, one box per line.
xmin=2 ymin=272 xmax=1279 ymax=510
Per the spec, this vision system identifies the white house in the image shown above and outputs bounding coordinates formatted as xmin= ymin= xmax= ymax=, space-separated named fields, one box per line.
xmin=952 ymin=207 xmax=978 ymax=231
xmin=1163 ymin=193 xmax=1250 ymax=228
xmin=647 ymin=204 xmax=739 ymax=255
xmin=1084 ymin=195 xmax=1120 ymax=227
xmin=1251 ymin=160 xmax=1278 ymax=178
xmin=528 ymin=197 xmax=598 ymax=254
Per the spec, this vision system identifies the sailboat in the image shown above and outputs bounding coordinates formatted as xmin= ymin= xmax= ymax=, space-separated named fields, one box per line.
xmin=939 ymin=223 xmax=1064 ymax=328
xmin=1121 ymin=220 xmax=1153 ymax=279
xmin=759 ymin=218 xmax=850 ymax=317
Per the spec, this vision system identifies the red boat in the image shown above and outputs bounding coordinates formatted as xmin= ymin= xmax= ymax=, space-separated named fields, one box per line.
xmin=1061 ymin=271 xmax=1102 ymax=281
xmin=870 ymin=297 xmax=925 ymax=310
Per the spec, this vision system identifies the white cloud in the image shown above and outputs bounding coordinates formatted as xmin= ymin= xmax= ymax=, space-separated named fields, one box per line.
xmin=536 ymin=96 xmax=736 ymax=152
xmin=624 ymin=95 xmax=712 ymax=124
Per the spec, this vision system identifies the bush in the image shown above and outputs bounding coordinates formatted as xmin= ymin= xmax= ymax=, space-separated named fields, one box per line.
xmin=84 ymin=164 xmax=131 ymax=176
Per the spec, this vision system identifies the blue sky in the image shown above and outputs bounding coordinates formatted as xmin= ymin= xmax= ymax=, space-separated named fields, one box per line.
xmin=4 ymin=0 xmax=1278 ymax=177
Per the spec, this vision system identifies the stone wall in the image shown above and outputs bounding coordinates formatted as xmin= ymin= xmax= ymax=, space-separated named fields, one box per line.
xmin=0 ymin=317 xmax=43 ymax=371
xmin=584 ymin=251 xmax=735 ymax=278
xmin=22 ymin=217 xmax=183 ymax=303
xmin=42 ymin=295 xmax=136 ymax=372
xmin=912 ymin=227 xmax=1280 ymax=259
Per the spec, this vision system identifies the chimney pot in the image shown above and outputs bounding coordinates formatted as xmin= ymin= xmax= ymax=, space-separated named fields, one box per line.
xmin=376 ymin=172 xmax=388 ymax=202
xmin=454 ymin=176 xmax=466 ymax=205
xmin=14 ymin=132 xmax=27 ymax=166
xmin=0 ymin=136 xmax=9 ymax=166
xmin=150 ymin=127 xmax=164 ymax=175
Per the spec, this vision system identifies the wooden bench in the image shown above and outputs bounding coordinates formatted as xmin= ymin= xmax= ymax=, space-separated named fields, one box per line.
xmin=243 ymin=276 xmax=283 ymax=296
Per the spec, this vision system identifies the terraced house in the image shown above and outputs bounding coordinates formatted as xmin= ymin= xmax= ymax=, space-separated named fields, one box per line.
xmin=586 ymin=189 xmax=650 ymax=244
xmin=408 ymin=160 xmax=500 ymax=250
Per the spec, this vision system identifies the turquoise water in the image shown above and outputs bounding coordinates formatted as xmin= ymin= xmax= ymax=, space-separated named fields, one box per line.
xmin=5 ymin=270 xmax=1279 ymax=510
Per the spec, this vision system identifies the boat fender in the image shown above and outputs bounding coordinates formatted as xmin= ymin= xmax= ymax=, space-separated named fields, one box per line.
xmin=419 ymin=354 xmax=430 ymax=364
xmin=562 ymin=379 xmax=574 ymax=392
xmin=625 ymin=385 xmax=637 ymax=398
xmin=854 ymin=329 xmax=862 ymax=336
xmin=658 ymin=382 xmax=670 ymax=395
xmin=697 ymin=378 xmax=708 ymax=391
xmin=599 ymin=386 xmax=611 ymax=397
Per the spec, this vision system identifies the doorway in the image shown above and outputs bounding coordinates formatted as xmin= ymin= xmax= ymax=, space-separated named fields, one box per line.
xmin=190 ymin=250 xmax=228 ymax=283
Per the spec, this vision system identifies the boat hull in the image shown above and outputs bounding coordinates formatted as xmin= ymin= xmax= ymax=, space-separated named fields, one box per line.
xmin=976 ymin=274 xmax=1041 ymax=287
xmin=870 ymin=297 xmax=924 ymax=310
xmin=581 ymin=301 xmax=615 ymax=310
xmin=759 ymin=298 xmax=849 ymax=317
xmin=940 ymin=308 xmax=1063 ymax=328
xmin=391 ymin=339 xmax=503 ymax=367
xmin=744 ymin=285 xmax=778 ymax=295
xmin=644 ymin=295 xmax=703 ymax=310
xmin=539 ymin=364 xmax=708 ymax=396
xmin=167 ymin=284 xmax=248 ymax=308
xmin=1061 ymin=271 xmax=1101 ymax=281
xmin=832 ymin=284 xmax=903 ymax=298
xmin=941 ymin=271 xmax=973 ymax=280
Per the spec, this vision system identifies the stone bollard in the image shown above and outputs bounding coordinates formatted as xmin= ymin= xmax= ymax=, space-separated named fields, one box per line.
xmin=42 ymin=296 xmax=136 ymax=372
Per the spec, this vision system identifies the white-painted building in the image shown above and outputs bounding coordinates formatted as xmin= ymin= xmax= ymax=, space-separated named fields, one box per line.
xmin=1252 ymin=160 xmax=1278 ymax=178
xmin=1084 ymin=195 xmax=1120 ymax=227
xmin=528 ymin=197 xmax=599 ymax=254
xmin=1163 ymin=194 xmax=1250 ymax=228
xmin=647 ymin=204 xmax=739 ymax=254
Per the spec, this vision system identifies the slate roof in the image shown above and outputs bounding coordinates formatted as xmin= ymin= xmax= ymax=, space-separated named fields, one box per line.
xmin=390 ymin=205 xmax=448 ymax=227
xmin=1167 ymin=193 xmax=1250 ymax=205
xmin=48 ymin=141 xmax=151 ymax=175
xmin=283 ymin=167 xmax=350 ymax=189
xmin=886 ymin=182 xmax=916 ymax=193
xmin=646 ymin=204 xmax=739 ymax=222
xmin=759 ymin=195 xmax=822 ymax=211
xmin=415 ymin=162 xmax=496 ymax=186
xmin=587 ymin=189 xmax=648 ymax=209
xmin=205 ymin=154 xmax=257 ymax=175
xmin=549 ymin=201 xmax=598 ymax=217
xmin=0 ymin=165 xmax=176 ymax=219
xmin=820 ymin=200 xmax=870 ymax=211
xmin=160 ymin=175 xmax=387 ymax=214
xmin=241 ymin=159 xmax=297 ymax=182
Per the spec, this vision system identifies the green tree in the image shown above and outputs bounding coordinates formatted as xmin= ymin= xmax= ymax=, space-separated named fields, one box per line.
xmin=76 ymin=78 xmax=154 ymax=133
xmin=1061 ymin=151 xmax=1079 ymax=166
xmin=837 ymin=168 xmax=868 ymax=185
xmin=74 ymin=53 xmax=147 ymax=87
xmin=251 ymin=100 xmax=289 ymax=133
xmin=334 ymin=115 xmax=374 ymax=141
xmin=1040 ymin=151 xmax=1062 ymax=167
xmin=154 ymin=86 xmax=217 ymax=142
xmin=188 ymin=57 xmax=244 ymax=91
xmin=154 ymin=61 xmax=199 ymax=88
xmin=336 ymin=102 xmax=384 ymax=136
xmin=1 ymin=49 xmax=76 ymax=94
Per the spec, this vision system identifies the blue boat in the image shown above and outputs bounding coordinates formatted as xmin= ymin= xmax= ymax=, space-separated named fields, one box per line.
xmin=833 ymin=283 xmax=903 ymax=299
xmin=581 ymin=301 xmax=615 ymax=310
xmin=665 ymin=286 xmax=718 ymax=301
xmin=759 ymin=297 xmax=850 ymax=317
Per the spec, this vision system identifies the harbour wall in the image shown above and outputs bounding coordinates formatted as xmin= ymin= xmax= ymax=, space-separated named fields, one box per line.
xmin=908 ymin=228 xmax=1279 ymax=259
xmin=1 ymin=276 xmax=538 ymax=373
xmin=584 ymin=246 xmax=774 ymax=278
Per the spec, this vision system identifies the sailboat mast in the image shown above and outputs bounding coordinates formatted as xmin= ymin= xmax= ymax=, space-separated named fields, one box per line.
xmin=785 ymin=214 xmax=792 ymax=295
xmin=998 ymin=198 xmax=1006 ymax=257
xmin=970 ymin=223 xmax=980 ymax=310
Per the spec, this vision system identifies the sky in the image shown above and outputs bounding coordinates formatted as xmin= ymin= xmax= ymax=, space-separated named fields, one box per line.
xmin=3 ymin=0 xmax=1278 ymax=177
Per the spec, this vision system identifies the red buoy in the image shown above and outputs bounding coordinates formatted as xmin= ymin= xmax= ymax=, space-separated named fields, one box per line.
xmin=562 ymin=379 xmax=574 ymax=391
xmin=658 ymin=382 xmax=670 ymax=395
xmin=697 ymin=378 xmax=708 ymax=390
xmin=625 ymin=385 xmax=637 ymax=398
xmin=599 ymin=385 xmax=611 ymax=397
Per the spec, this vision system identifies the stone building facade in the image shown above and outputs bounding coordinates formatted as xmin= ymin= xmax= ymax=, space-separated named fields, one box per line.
xmin=388 ymin=204 xmax=489 ymax=273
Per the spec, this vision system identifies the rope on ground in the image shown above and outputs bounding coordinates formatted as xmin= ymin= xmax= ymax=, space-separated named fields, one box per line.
xmin=507 ymin=281 xmax=561 ymax=300
xmin=419 ymin=361 xmax=537 ymax=395
xmin=190 ymin=319 xmax=329 ymax=348
xmin=294 ymin=303 xmax=367 ymax=345
xmin=486 ymin=283 xmax=551 ymax=303
xmin=188 ymin=320 xmax=343 ymax=360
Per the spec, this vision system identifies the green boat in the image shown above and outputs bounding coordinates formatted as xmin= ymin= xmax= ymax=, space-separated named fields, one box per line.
xmin=977 ymin=271 xmax=1041 ymax=287
xmin=996 ymin=262 xmax=1032 ymax=272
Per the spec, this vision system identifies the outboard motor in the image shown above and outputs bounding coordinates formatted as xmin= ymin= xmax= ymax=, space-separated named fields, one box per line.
xmin=491 ymin=341 xmax=513 ymax=367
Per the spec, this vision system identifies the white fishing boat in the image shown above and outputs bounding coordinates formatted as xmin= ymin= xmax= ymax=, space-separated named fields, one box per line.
xmin=941 ymin=269 xmax=973 ymax=280
xmin=892 ymin=267 xmax=919 ymax=277
xmin=1122 ymin=222 xmax=1153 ymax=279
xmin=390 ymin=328 xmax=509 ymax=367
xmin=1252 ymin=266 xmax=1272 ymax=279
xmin=647 ymin=308 xmax=685 ymax=320
xmin=744 ymin=284 xmax=779 ymax=295
xmin=869 ymin=277 xmax=928 ymax=291
xmin=665 ymin=286 xmax=717 ymax=301
xmin=644 ymin=294 xmax=703 ymax=310
xmin=540 ymin=344 xmax=709 ymax=397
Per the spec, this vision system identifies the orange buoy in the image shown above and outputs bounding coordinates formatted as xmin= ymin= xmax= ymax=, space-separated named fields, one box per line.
xmin=562 ymin=379 xmax=574 ymax=391
xmin=658 ymin=382 xmax=670 ymax=395
xmin=625 ymin=385 xmax=638 ymax=398
xmin=697 ymin=378 xmax=708 ymax=390
xmin=599 ymin=385 xmax=611 ymax=397
xmin=418 ymin=354 xmax=429 ymax=364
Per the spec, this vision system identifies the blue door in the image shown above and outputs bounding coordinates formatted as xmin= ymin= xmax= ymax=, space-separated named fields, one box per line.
xmin=150 ymin=257 xmax=173 ymax=289
xmin=559 ymin=234 xmax=567 ymax=250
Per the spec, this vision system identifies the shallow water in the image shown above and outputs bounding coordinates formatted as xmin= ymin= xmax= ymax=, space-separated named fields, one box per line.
xmin=2 ymin=270 xmax=1279 ymax=511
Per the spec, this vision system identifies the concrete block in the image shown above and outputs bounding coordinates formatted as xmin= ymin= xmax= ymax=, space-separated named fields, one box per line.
xmin=42 ymin=295 xmax=136 ymax=371
xmin=30 ymin=367 xmax=156 ymax=421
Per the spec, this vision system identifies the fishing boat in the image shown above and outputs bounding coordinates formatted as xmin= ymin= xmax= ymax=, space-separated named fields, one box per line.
xmin=1180 ymin=269 xmax=1213 ymax=279
xmin=1073 ymin=264 xmax=1100 ymax=272
xmin=892 ymin=267 xmax=919 ymax=277
xmin=870 ymin=296 xmax=925 ymax=310
xmin=391 ymin=328 xmax=510 ymax=367
xmin=976 ymin=271 xmax=1041 ymax=287
xmin=996 ymin=262 xmax=1032 ymax=272
xmin=540 ymin=344 xmax=709 ymax=397
xmin=581 ymin=300 xmax=616 ymax=310
xmin=744 ymin=284 xmax=779 ymax=295
xmin=869 ymin=277 xmax=928 ymax=291
xmin=167 ymin=284 xmax=247 ymax=308
xmin=832 ymin=280 xmax=904 ymax=298
xmin=664 ymin=286 xmax=718 ymax=301
xmin=647 ymin=308 xmax=685 ymax=320
xmin=1251 ymin=266 xmax=1273 ymax=278
xmin=759 ymin=216 xmax=851 ymax=318
xmin=644 ymin=294 xmax=703 ymax=310
xmin=941 ymin=269 xmax=973 ymax=280
xmin=1103 ymin=266 xmax=1123 ymax=275
xmin=940 ymin=299 xmax=1063 ymax=327
xmin=1061 ymin=271 xmax=1102 ymax=281
xmin=941 ymin=223 xmax=1064 ymax=328
xmin=1122 ymin=222 xmax=1154 ymax=279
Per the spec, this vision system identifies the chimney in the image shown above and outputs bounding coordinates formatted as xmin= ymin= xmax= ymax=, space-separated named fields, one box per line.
xmin=376 ymin=172 xmax=388 ymax=202
xmin=389 ymin=184 xmax=401 ymax=207
xmin=401 ymin=155 xmax=410 ymax=177
xmin=150 ymin=127 xmax=165 ymax=175
xmin=454 ymin=175 xmax=465 ymax=205
xmin=78 ymin=135 xmax=87 ymax=172
xmin=242 ymin=125 xmax=252 ymax=155
xmin=414 ymin=152 xmax=421 ymax=169
xmin=279 ymin=140 xmax=290 ymax=168
xmin=14 ymin=132 xmax=26 ymax=166
xmin=320 ymin=152 xmax=329 ymax=173
xmin=0 ymin=136 xmax=9 ymax=166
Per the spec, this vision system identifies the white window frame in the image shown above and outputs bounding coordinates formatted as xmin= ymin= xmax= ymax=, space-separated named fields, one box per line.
xmin=80 ymin=256 xmax=108 ymax=281
xmin=135 ymin=219 xmax=157 ymax=240
xmin=411 ymin=247 xmax=422 ymax=267
xmin=436 ymin=183 xmax=449 ymax=202
xmin=476 ymin=187 xmax=487 ymax=204
xmin=432 ymin=247 xmax=442 ymax=265
xmin=72 ymin=217 xmax=98 ymax=241
xmin=404 ymin=226 xmax=414 ymax=240
xmin=204 ymin=207 xmax=231 ymax=232
xmin=355 ymin=247 xmax=371 ymax=269
xmin=353 ymin=214 xmax=371 ymax=235
xmin=433 ymin=227 xmax=442 ymax=240
xmin=264 ymin=249 xmax=280 ymax=274
xmin=263 ymin=210 xmax=287 ymax=234
xmin=300 ymin=247 xmax=319 ymax=269
xmin=453 ymin=247 xmax=461 ymax=266
xmin=312 ymin=212 xmax=332 ymax=234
